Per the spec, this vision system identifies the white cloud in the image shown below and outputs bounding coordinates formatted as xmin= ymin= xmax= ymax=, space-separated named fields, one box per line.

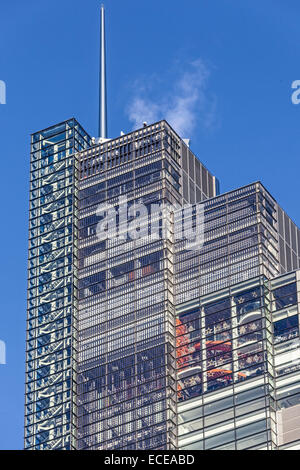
xmin=127 ymin=97 xmax=160 ymax=130
xmin=126 ymin=59 xmax=217 ymax=137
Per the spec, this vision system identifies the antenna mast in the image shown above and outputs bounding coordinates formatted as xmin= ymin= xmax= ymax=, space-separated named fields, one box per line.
xmin=99 ymin=4 xmax=107 ymax=138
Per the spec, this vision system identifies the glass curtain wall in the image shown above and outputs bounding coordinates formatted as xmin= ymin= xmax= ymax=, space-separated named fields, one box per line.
xmin=25 ymin=119 xmax=91 ymax=450
xmin=176 ymin=276 xmax=276 ymax=450
xmin=76 ymin=122 xmax=179 ymax=450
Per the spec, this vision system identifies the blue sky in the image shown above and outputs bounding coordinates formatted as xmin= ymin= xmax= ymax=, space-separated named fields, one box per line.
xmin=0 ymin=0 xmax=300 ymax=449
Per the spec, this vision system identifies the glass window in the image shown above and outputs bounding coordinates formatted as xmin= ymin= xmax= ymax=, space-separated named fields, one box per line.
xmin=236 ymin=419 xmax=267 ymax=440
xmin=182 ymin=439 xmax=203 ymax=450
xmin=204 ymin=298 xmax=231 ymax=330
xmin=204 ymin=396 xmax=234 ymax=415
xmin=236 ymin=431 xmax=268 ymax=450
xmin=204 ymin=407 xmax=234 ymax=427
xmin=278 ymin=392 xmax=300 ymax=410
xmin=235 ymin=397 xmax=266 ymax=417
xmin=274 ymin=315 xmax=299 ymax=343
xmin=273 ymin=283 xmax=297 ymax=310
xmin=136 ymin=171 xmax=161 ymax=188
xmin=205 ymin=430 xmax=235 ymax=449
xmin=107 ymin=171 xmax=133 ymax=188
xmin=179 ymin=407 xmax=203 ymax=423
xmin=235 ymin=287 xmax=261 ymax=317
xmin=135 ymin=161 xmax=162 ymax=177
xmin=235 ymin=385 xmax=266 ymax=405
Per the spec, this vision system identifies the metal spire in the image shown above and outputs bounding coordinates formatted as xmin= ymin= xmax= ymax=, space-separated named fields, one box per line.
xmin=99 ymin=4 xmax=107 ymax=138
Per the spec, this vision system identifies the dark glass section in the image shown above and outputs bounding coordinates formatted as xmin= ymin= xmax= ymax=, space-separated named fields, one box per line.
xmin=273 ymin=283 xmax=297 ymax=310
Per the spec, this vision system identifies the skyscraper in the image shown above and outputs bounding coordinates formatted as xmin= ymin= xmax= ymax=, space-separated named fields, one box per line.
xmin=25 ymin=5 xmax=300 ymax=451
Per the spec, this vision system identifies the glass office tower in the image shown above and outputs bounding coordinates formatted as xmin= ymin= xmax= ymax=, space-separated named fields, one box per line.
xmin=25 ymin=118 xmax=300 ymax=450
xmin=75 ymin=120 xmax=217 ymax=450
xmin=25 ymin=119 xmax=92 ymax=450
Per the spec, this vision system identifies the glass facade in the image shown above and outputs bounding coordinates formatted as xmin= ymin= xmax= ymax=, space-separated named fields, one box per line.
xmin=76 ymin=122 xmax=177 ymax=450
xmin=25 ymin=118 xmax=300 ymax=450
xmin=25 ymin=119 xmax=91 ymax=449
xmin=177 ymin=270 xmax=300 ymax=450
xmin=272 ymin=271 xmax=300 ymax=449
xmin=74 ymin=121 xmax=217 ymax=449
xmin=176 ymin=276 xmax=276 ymax=450
xmin=174 ymin=182 xmax=281 ymax=305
